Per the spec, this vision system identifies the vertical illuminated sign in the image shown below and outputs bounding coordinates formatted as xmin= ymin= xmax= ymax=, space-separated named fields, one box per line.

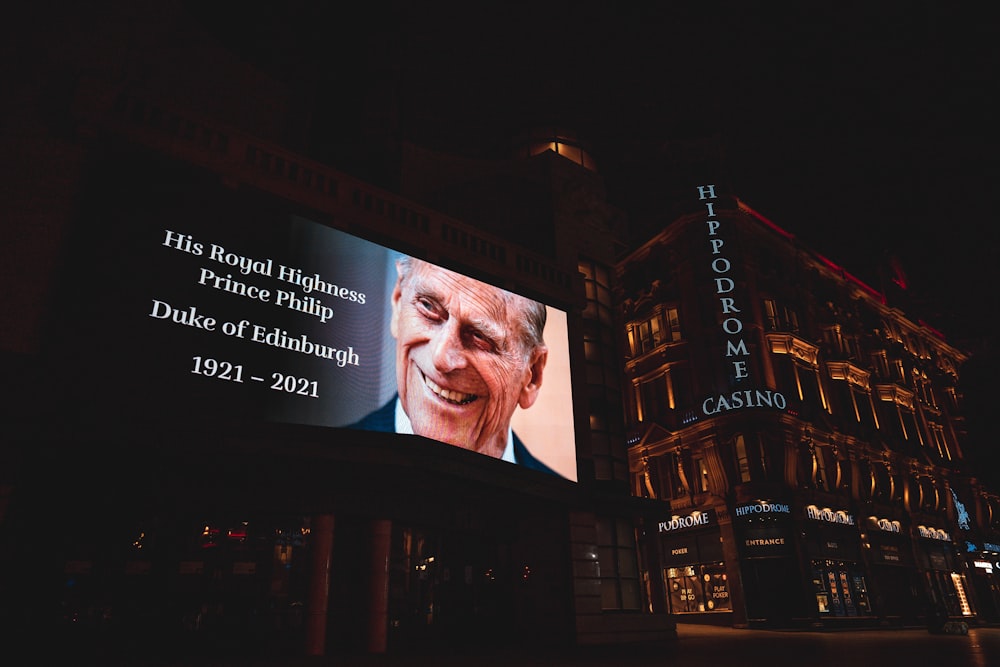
xmin=701 ymin=184 xmax=750 ymax=382
xmin=698 ymin=185 xmax=786 ymax=416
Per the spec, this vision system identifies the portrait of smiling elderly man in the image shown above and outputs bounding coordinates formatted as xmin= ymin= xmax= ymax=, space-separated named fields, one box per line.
xmin=350 ymin=256 xmax=559 ymax=477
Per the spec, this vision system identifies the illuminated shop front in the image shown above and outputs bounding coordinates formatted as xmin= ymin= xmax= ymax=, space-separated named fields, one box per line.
xmin=916 ymin=524 xmax=973 ymax=618
xmin=802 ymin=505 xmax=872 ymax=618
xmin=732 ymin=499 xmax=799 ymax=624
xmin=964 ymin=541 xmax=1000 ymax=624
xmin=658 ymin=509 xmax=732 ymax=616
xmin=861 ymin=515 xmax=920 ymax=623
xmin=949 ymin=487 xmax=997 ymax=623
xmin=960 ymin=485 xmax=1000 ymax=624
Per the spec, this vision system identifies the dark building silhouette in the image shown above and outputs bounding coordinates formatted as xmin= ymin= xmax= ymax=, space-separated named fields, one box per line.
xmin=0 ymin=1 xmax=672 ymax=659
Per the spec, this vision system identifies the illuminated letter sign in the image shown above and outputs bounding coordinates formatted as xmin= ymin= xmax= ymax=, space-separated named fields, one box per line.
xmin=872 ymin=517 xmax=901 ymax=533
xmin=735 ymin=501 xmax=791 ymax=517
xmin=806 ymin=505 xmax=855 ymax=526
xmin=701 ymin=185 xmax=749 ymax=380
xmin=659 ymin=510 xmax=712 ymax=533
xmin=745 ymin=537 xmax=786 ymax=547
xmin=918 ymin=525 xmax=951 ymax=541
xmin=702 ymin=389 xmax=788 ymax=415
xmin=697 ymin=186 xmax=786 ymax=417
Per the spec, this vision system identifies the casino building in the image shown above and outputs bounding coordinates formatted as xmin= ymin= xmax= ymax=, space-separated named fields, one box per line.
xmin=617 ymin=184 xmax=993 ymax=629
xmin=0 ymin=4 xmax=674 ymax=659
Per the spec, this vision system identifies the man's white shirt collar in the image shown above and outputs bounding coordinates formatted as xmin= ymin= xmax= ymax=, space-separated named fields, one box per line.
xmin=394 ymin=397 xmax=516 ymax=463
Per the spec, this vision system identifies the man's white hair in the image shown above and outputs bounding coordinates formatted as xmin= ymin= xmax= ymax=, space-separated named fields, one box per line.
xmin=395 ymin=256 xmax=547 ymax=354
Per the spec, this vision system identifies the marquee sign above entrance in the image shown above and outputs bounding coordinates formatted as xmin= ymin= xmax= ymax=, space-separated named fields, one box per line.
xmin=658 ymin=509 xmax=715 ymax=533
xmin=805 ymin=505 xmax=855 ymax=526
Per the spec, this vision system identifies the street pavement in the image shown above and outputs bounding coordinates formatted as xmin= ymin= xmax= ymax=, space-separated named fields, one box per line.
xmin=345 ymin=623 xmax=1000 ymax=667
xmin=28 ymin=622 xmax=1000 ymax=667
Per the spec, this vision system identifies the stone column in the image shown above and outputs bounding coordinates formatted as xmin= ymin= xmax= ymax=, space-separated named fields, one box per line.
xmin=305 ymin=513 xmax=335 ymax=656
xmin=368 ymin=518 xmax=393 ymax=653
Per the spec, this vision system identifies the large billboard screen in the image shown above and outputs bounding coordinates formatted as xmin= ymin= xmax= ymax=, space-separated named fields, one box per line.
xmin=58 ymin=168 xmax=576 ymax=480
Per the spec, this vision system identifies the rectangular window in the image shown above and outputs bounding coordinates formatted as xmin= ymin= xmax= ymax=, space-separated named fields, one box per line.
xmin=666 ymin=566 xmax=703 ymax=613
xmin=929 ymin=423 xmax=952 ymax=460
xmin=921 ymin=382 xmax=937 ymax=408
xmin=670 ymin=364 xmax=693 ymax=411
xmin=944 ymin=387 xmax=959 ymax=411
xmin=844 ymin=335 xmax=860 ymax=361
xmin=638 ymin=316 xmax=661 ymax=353
xmin=580 ymin=259 xmax=614 ymax=330
xmin=764 ymin=299 xmax=779 ymax=330
xmin=639 ymin=374 xmax=670 ymax=419
xmin=629 ymin=307 xmax=680 ymax=356
xmin=596 ymin=517 xmax=641 ymax=611
xmin=823 ymin=326 xmax=843 ymax=355
xmin=693 ymin=456 xmax=709 ymax=493
xmin=852 ymin=387 xmax=878 ymax=430
xmin=666 ymin=307 xmax=682 ymax=342
xmin=763 ymin=298 xmax=799 ymax=332
xmin=871 ymin=351 xmax=890 ymax=379
xmin=667 ymin=563 xmax=731 ymax=613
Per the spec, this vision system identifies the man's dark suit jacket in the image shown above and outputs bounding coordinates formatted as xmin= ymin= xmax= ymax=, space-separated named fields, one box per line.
xmin=349 ymin=396 xmax=560 ymax=477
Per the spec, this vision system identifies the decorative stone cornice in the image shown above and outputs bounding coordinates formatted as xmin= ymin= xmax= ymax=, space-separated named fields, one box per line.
xmin=874 ymin=383 xmax=915 ymax=409
xmin=766 ymin=332 xmax=819 ymax=366
xmin=826 ymin=361 xmax=871 ymax=390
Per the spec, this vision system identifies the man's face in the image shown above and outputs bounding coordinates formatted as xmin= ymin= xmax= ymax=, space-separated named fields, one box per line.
xmin=390 ymin=259 xmax=547 ymax=458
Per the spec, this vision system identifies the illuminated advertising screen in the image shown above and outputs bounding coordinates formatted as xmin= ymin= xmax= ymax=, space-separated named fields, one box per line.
xmin=58 ymin=162 xmax=576 ymax=480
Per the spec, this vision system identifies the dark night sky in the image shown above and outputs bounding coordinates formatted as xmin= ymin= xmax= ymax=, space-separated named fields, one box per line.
xmin=11 ymin=2 xmax=994 ymax=457
xmin=206 ymin=1 xmax=998 ymax=349
xmin=0 ymin=0 xmax=995 ymax=481
xmin=5 ymin=1 xmax=993 ymax=343
xmin=202 ymin=0 xmax=1000 ymax=469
